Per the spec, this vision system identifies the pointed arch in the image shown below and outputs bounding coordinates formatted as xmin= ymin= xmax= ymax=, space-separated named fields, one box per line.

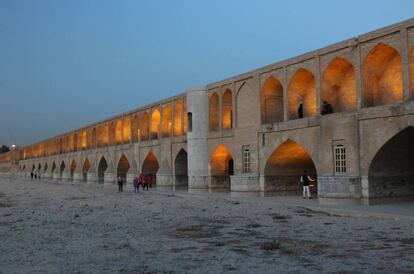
xmin=209 ymin=92 xmax=219 ymax=130
xmin=210 ymin=144 xmax=233 ymax=189
xmin=102 ymin=123 xmax=109 ymax=146
xmin=173 ymin=100 xmax=182 ymax=136
xmin=37 ymin=163 xmax=41 ymax=172
xmin=368 ymin=127 xmax=414 ymax=202
xmin=109 ymin=121 xmax=115 ymax=145
xmin=162 ymin=104 xmax=172 ymax=137
xmin=123 ymin=116 xmax=131 ymax=143
xmin=59 ymin=160 xmax=66 ymax=179
xmin=97 ymin=157 xmax=107 ymax=184
xmin=81 ymin=130 xmax=87 ymax=149
xmin=362 ymin=43 xmax=403 ymax=107
xmin=51 ymin=162 xmax=56 ymax=174
xmin=322 ymin=57 xmax=356 ymax=113
xmin=183 ymin=98 xmax=188 ymax=134
xmin=116 ymin=119 xmax=123 ymax=145
xmin=132 ymin=113 xmax=140 ymax=142
xmin=142 ymin=151 xmax=159 ymax=175
xmin=70 ymin=159 xmax=77 ymax=180
xmin=83 ymin=158 xmax=91 ymax=182
xmin=262 ymin=76 xmax=284 ymax=123
xmin=141 ymin=112 xmax=150 ymax=141
xmin=117 ymin=154 xmax=130 ymax=181
xmin=237 ymin=81 xmax=259 ymax=128
xmin=174 ymin=149 xmax=188 ymax=186
xmin=151 ymin=109 xmax=161 ymax=139
xmin=43 ymin=162 xmax=48 ymax=173
xmin=264 ymin=139 xmax=317 ymax=196
xmin=222 ymin=89 xmax=233 ymax=129
xmin=288 ymin=68 xmax=317 ymax=119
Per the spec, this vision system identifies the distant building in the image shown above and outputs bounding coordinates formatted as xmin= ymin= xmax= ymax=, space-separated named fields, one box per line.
xmin=0 ymin=145 xmax=10 ymax=154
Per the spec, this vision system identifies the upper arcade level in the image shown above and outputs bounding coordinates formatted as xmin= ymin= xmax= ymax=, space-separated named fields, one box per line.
xmin=206 ymin=18 xmax=414 ymax=135
xmin=20 ymin=93 xmax=188 ymax=160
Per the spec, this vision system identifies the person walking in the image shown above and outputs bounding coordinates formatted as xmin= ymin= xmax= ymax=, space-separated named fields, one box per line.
xmin=143 ymin=175 xmax=149 ymax=191
xmin=117 ymin=176 xmax=123 ymax=192
xmin=30 ymin=171 xmax=34 ymax=180
xmin=301 ymin=170 xmax=315 ymax=199
xmin=133 ymin=176 xmax=139 ymax=193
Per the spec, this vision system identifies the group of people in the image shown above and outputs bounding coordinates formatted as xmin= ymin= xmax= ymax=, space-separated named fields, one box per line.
xmin=116 ymin=173 xmax=155 ymax=193
xmin=297 ymin=100 xmax=334 ymax=118
xmin=30 ymin=170 xmax=41 ymax=180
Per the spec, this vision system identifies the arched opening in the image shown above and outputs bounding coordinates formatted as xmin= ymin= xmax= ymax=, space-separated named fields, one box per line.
xmin=151 ymin=109 xmax=160 ymax=139
xmin=97 ymin=126 xmax=102 ymax=147
xmin=209 ymin=92 xmax=219 ymax=130
xmin=142 ymin=152 xmax=159 ymax=183
xmin=187 ymin=112 xmax=192 ymax=132
xmin=51 ymin=162 xmax=56 ymax=175
xmin=132 ymin=114 xmax=140 ymax=142
xmin=59 ymin=161 xmax=66 ymax=179
xmin=117 ymin=154 xmax=130 ymax=182
xmin=123 ymin=117 xmax=131 ymax=143
xmin=23 ymin=165 xmax=26 ymax=172
xmin=264 ymin=139 xmax=317 ymax=196
xmin=362 ymin=43 xmax=403 ymax=107
xmin=109 ymin=122 xmax=115 ymax=145
xmin=210 ymin=144 xmax=233 ymax=189
xmin=222 ymin=89 xmax=233 ymax=129
xmin=322 ymin=57 xmax=356 ymax=113
xmin=43 ymin=163 xmax=48 ymax=173
xmin=83 ymin=158 xmax=90 ymax=182
xmin=174 ymin=149 xmax=188 ymax=186
xmin=162 ymin=105 xmax=172 ymax=137
xmin=368 ymin=127 xmax=414 ymax=202
xmin=141 ymin=112 xmax=149 ymax=141
xmin=288 ymin=69 xmax=317 ymax=119
xmin=97 ymin=157 xmax=107 ymax=184
xmin=81 ymin=130 xmax=87 ymax=149
xmin=410 ymin=47 xmax=414 ymax=99
xmin=262 ymin=76 xmax=284 ymax=123
xmin=70 ymin=160 xmax=77 ymax=180
xmin=173 ymin=101 xmax=182 ymax=136
xmin=116 ymin=119 xmax=123 ymax=145
xmin=102 ymin=124 xmax=109 ymax=146
xmin=37 ymin=163 xmax=41 ymax=172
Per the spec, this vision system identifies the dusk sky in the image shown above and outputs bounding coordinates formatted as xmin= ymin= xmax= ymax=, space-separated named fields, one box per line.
xmin=1 ymin=0 xmax=413 ymax=147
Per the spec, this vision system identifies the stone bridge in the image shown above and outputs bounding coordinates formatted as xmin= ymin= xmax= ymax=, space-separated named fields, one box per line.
xmin=2 ymin=18 xmax=414 ymax=205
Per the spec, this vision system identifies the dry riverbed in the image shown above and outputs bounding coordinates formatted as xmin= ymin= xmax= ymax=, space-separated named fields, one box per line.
xmin=0 ymin=177 xmax=413 ymax=274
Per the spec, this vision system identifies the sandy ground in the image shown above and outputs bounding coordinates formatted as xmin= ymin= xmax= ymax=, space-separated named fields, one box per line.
xmin=0 ymin=177 xmax=414 ymax=274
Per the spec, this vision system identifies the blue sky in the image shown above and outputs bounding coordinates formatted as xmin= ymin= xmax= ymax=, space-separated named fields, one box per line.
xmin=0 ymin=0 xmax=413 ymax=146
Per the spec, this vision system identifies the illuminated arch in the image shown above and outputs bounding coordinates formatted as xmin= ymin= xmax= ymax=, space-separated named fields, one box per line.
xmin=151 ymin=109 xmax=160 ymax=139
xmin=322 ymin=57 xmax=356 ymax=113
xmin=264 ymin=139 xmax=317 ymax=195
xmin=262 ymin=76 xmax=284 ymax=123
xmin=362 ymin=43 xmax=403 ymax=107
xmin=288 ymin=68 xmax=317 ymax=119
xmin=210 ymin=144 xmax=233 ymax=189
xmin=222 ymin=89 xmax=233 ymax=129
xmin=209 ymin=92 xmax=219 ymax=130
xmin=161 ymin=105 xmax=172 ymax=137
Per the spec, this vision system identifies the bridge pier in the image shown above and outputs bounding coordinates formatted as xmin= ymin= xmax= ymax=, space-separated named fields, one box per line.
xmin=157 ymin=174 xmax=174 ymax=186
xmin=61 ymin=171 xmax=71 ymax=181
xmin=87 ymin=172 xmax=97 ymax=184
xmin=73 ymin=172 xmax=83 ymax=182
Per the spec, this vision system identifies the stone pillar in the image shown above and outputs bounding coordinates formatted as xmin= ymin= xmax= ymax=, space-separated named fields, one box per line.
xmin=157 ymin=174 xmax=174 ymax=186
xmin=87 ymin=171 xmax=97 ymax=184
xmin=126 ymin=159 xmax=139 ymax=189
xmin=187 ymin=86 xmax=210 ymax=189
xmin=61 ymin=171 xmax=71 ymax=181
xmin=73 ymin=172 xmax=83 ymax=182
xmin=52 ymin=171 xmax=60 ymax=180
